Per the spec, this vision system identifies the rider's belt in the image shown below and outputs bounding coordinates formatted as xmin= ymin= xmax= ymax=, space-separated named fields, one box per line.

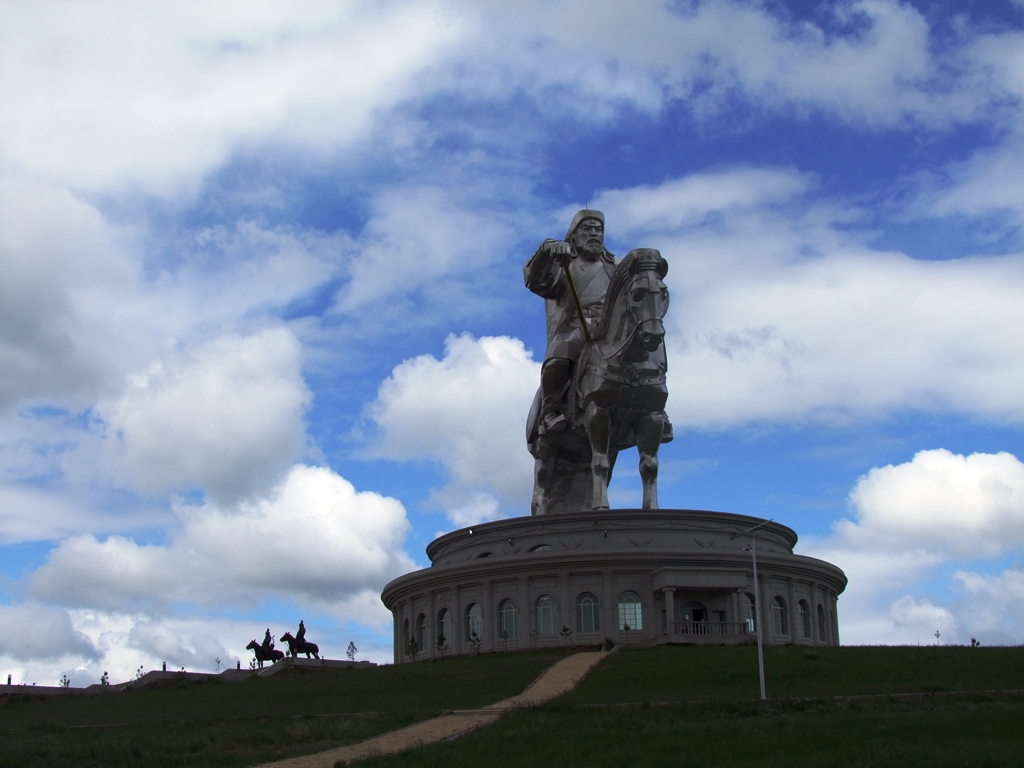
xmin=580 ymin=305 xmax=603 ymax=318
xmin=588 ymin=364 xmax=665 ymax=388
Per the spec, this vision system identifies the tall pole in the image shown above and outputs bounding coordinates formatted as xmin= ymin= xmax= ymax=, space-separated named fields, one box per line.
xmin=751 ymin=535 xmax=766 ymax=701
xmin=734 ymin=519 xmax=772 ymax=701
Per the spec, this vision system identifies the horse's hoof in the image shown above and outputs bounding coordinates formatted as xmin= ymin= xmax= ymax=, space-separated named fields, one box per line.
xmin=592 ymin=504 xmax=609 ymax=510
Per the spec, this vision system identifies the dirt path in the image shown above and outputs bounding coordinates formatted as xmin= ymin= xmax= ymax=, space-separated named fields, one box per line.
xmin=255 ymin=651 xmax=608 ymax=768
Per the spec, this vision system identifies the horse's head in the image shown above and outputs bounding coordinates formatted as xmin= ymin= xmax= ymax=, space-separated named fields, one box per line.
xmin=280 ymin=632 xmax=293 ymax=643
xmin=246 ymin=640 xmax=257 ymax=651
xmin=622 ymin=248 xmax=669 ymax=353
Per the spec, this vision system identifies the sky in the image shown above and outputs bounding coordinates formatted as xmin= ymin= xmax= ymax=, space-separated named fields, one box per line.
xmin=3 ymin=0 xmax=1024 ymax=686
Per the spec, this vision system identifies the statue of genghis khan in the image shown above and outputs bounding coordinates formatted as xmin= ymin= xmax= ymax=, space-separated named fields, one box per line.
xmin=524 ymin=210 xmax=672 ymax=515
xmin=525 ymin=210 xmax=616 ymax=435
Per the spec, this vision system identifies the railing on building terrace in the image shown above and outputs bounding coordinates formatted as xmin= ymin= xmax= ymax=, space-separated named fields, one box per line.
xmin=667 ymin=620 xmax=752 ymax=636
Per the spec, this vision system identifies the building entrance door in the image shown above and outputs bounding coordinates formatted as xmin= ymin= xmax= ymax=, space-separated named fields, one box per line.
xmin=681 ymin=602 xmax=706 ymax=622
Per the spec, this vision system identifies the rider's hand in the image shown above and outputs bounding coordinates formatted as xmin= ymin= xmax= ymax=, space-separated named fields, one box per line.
xmin=542 ymin=240 xmax=571 ymax=261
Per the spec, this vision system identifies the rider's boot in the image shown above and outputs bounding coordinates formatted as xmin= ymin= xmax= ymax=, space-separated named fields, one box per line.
xmin=540 ymin=358 xmax=572 ymax=433
xmin=661 ymin=412 xmax=674 ymax=443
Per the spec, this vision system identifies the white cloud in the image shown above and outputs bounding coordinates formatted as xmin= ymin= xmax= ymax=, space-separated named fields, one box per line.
xmin=0 ymin=608 xmax=397 ymax=688
xmin=930 ymin=136 xmax=1024 ymax=225
xmin=588 ymin=167 xmax=811 ymax=234
xmin=907 ymin=32 xmax=1024 ymax=226
xmin=888 ymin=595 xmax=956 ymax=636
xmin=590 ymin=169 xmax=1024 ymax=429
xmin=365 ymin=334 xmax=539 ymax=523
xmin=0 ymin=0 xmax=999 ymax=206
xmin=0 ymin=2 xmax=466 ymax=194
xmin=801 ymin=450 xmax=1024 ymax=645
xmin=956 ymin=568 xmax=1024 ymax=602
xmin=333 ymin=186 xmax=518 ymax=323
xmin=95 ymin=328 xmax=311 ymax=501
xmin=845 ymin=450 xmax=1024 ymax=558
xmin=0 ymin=177 xmax=134 ymax=411
xmin=127 ymin=621 xmax=233 ymax=672
xmin=0 ymin=485 xmax=103 ymax=545
xmin=952 ymin=568 xmax=1024 ymax=644
xmin=29 ymin=464 xmax=414 ymax=614
xmin=0 ymin=603 xmax=97 ymax=661
xmin=479 ymin=0 xmax=982 ymax=127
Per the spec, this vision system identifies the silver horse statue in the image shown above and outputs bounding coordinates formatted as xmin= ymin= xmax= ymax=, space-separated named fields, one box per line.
xmin=527 ymin=248 xmax=670 ymax=513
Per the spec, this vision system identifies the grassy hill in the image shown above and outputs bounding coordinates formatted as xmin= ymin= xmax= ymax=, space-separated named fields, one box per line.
xmin=2 ymin=645 xmax=1023 ymax=768
xmin=0 ymin=649 xmax=571 ymax=767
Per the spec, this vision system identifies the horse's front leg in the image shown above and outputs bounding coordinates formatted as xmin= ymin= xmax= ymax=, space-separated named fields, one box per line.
xmin=636 ymin=410 xmax=664 ymax=509
xmin=531 ymin=439 xmax=558 ymax=516
xmin=584 ymin=401 xmax=612 ymax=510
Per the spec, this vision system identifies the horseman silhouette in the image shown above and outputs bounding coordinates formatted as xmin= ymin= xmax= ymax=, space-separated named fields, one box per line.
xmin=247 ymin=639 xmax=284 ymax=668
xmin=280 ymin=629 xmax=319 ymax=659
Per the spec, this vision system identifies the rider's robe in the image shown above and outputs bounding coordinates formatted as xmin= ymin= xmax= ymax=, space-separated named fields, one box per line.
xmin=524 ymin=242 xmax=617 ymax=361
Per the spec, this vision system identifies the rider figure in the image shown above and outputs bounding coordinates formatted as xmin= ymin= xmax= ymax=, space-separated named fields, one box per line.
xmin=524 ymin=210 xmax=616 ymax=434
xmin=262 ymin=628 xmax=274 ymax=651
xmin=295 ymin=620 xmax=306 ymax=645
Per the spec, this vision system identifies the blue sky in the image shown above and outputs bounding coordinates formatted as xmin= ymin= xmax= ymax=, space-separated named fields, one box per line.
xmin=3 ymin=0 xmax=1024 ymax=684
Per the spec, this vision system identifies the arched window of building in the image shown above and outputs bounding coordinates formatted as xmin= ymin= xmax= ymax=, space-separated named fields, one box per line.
xmin=529 ymin=544 xmax=553 ymax=552
xmin=416 ymin=613 xmax=427 ymax=652
xmin=437 ymin=608 xmax=452 ymax=648
xmin=798 ymin=600 xmax=810 ymax=639
xmin=618 ymin=591 xmax=643 ymax=631
xmin=817 ymin=603 xmax=826 ymax=639
xmin=575 ymin=592 xmax=600 ymax=633
xmin=498 ymin=599 xmax=518 ymax=639
xmin=402 ymin=618 xmax=410 ymax=656
xmin=536 ymin=595 xmax=556 ymax=635
xmin=771 ymin=596 xmax=787 ymax=635
xmin=466 ymin=603 xmax=483 ymax=643
xmin=744 ymin=593 xmax=757 ymax=632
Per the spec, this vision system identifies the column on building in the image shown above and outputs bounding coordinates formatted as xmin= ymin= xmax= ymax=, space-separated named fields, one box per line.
xmin=810 ymin=581 xmax=820 ymax=646
xmin=602 ymin=572 xmax=613 ymax=640
xmin=730 ymin=590 xmax=741 ymax=636
xmin=428 ymin=591 xmax=437 ymax=659
xmin=454 ymin=588 xmax=464 ymax=654
xmin=663 ymin=587 xmax=676 ymax=635
xmin=483 ymin=580 xmax=494 ymax=652
xmin=823 ymin=590 xmax=834 ymax=645
xmin=787 ymin=579 xmax=798 ymax=642
xmin=831 ymin=593 xmax=840 ymax=646
xmin=520 ymin=576 xmax=529 ymax=648
xmin=393 ymin=609 xmax=401 ymax=665
xmin=559 ymin=574 xmax=570 ymax=642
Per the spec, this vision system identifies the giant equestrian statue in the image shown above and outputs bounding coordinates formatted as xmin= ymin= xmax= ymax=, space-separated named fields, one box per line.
xmin=384 ymin=210 xmax=846 ymax=663
xmin=524 ymin=210 xmax=673 ymax=514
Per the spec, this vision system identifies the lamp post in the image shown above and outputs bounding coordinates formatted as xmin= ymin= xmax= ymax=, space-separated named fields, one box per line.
xmin=733 ymin=519 xmax=772 ymax=701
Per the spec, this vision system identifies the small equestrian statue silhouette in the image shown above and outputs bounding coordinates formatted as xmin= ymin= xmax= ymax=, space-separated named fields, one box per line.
xmin=247 ymin=627 xmax=284 ymax=668
xmin=280 ymin=620 xmax=320 ymax=659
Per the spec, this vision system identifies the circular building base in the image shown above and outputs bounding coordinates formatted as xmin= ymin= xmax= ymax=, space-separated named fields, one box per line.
xmin=381 ymin=509 xmax=847 ymax=664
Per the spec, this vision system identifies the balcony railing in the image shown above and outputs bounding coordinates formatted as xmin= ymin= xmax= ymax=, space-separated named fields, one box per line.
xmin=667 ymin=620 xmax=751 ymax=636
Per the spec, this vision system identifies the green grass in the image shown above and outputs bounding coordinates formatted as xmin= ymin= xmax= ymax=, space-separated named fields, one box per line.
xmin=356 ymin=645 xmax=1024 ymax=768
xmin=0 ymin=650 xmax=570 ymax=768
xmin=564 ymin=644 xmax=1024 ymax=704
xmin=3 ymin=645 xmax=1023 ymax=768
xmin=357 ymin=693 xmax=1024 ymax=768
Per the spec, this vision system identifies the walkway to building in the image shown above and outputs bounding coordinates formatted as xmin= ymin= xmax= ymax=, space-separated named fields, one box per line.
xmin=256 ymin=650 xmax=609 ymax=768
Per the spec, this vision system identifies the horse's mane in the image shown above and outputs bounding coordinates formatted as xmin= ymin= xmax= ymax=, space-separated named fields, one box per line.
xmin=593 ymin=248 xmax=667 ymax=341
